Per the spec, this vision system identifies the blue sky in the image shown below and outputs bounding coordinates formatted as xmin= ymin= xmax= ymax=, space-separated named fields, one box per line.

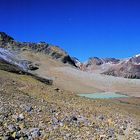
xmin=0 ymin=0 xmax=140 ymax=61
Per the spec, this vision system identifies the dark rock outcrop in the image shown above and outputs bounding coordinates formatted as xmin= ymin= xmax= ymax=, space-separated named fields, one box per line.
xmin=0 ymin=59 xmax=24 ymax=74
xmin=71 ymin=57 xmax=82 ymax=68
xmin=0 ymin=32 xmax=14 ymax=43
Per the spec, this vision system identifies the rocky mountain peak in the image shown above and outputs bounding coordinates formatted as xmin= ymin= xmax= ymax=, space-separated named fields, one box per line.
xmin=0 ymin=32 xmax=14 ymax=42
xmin=128 ymin=54 xmax=140 ymax=65
xmin=87 ymin=57 xmax=103 ymax=65
xmin=0 ymin=32 xmax=76 ymax=67
xmin=84 ymin=57 xmax=120 ymax=66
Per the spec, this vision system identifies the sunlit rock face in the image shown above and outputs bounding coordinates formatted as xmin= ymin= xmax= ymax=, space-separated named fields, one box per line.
xmin=71 ymin=57 xmax=82 ymax=68
xmin=0 ymin=48 xmax=38 ymax=71
xmin=0 ymin=48 xmax=23 ymax=69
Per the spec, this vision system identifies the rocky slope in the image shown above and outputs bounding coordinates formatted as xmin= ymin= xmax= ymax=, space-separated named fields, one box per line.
xmin=0 ymin=69 xmax=140 ymax=140
xmin=0 ymin=32 xmax=78 ymax=85
xmin=0 ymin=32 xmax=76 ymax=67
xmin=0 ymin=48 xmax=53 ymax=85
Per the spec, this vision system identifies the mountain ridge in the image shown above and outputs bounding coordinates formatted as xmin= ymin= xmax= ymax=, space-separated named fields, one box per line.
xmin=0 ymin=32 xmax=76 ymax=67
xmin=75 ymin=55 xmax=140 ymax=79
xmin=0 ymin=32 xmax=140 ymax=79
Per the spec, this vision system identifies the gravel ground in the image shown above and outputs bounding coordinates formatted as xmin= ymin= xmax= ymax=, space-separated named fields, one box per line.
xmin=0 ymin=70 xmax=140 ymax=140
xmin=53 ymin=66 xmax=140 ymax=97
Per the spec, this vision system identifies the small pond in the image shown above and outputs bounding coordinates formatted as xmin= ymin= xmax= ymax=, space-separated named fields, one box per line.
xmin=78 ymin=92 xmax=128 ymax=99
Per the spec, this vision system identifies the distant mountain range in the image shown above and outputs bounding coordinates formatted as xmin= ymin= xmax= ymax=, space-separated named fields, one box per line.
xmin=72 ymin=54 xmax=140 ymax=79
xmin=0 ymin=32 xmax=140 ymax=79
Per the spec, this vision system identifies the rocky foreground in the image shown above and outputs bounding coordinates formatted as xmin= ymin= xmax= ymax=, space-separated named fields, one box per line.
xmin=0 ymin=70 xmax=140 ymax=140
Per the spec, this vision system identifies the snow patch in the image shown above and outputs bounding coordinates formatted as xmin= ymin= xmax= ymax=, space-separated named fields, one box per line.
xmin=135 ymin=54 xmax=140 ymax=57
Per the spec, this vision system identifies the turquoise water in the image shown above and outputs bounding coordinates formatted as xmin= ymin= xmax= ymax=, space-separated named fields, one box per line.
xmin=78 ymin=92 xmax=128 ymax=99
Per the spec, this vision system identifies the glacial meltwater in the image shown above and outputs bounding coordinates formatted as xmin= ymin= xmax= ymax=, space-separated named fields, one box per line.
xmin=78 ymin=92 xmax=128 ymax=99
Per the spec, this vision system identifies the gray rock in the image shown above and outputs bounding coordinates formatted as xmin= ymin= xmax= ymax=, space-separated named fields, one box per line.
xmin=18 ymin=113 xmax=24 ymax=121
xmin=70 ymin=116 xmax=78 ymax=121
xmin=29 ymin=128 xmax=41 ymax=138
xmin=25 ymin=106 xmax=33 ymax=112
xmin=8 ymin=124 xmax=16 ymax=133
xmin=2 ymin=136 xmax=14 ymax=140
